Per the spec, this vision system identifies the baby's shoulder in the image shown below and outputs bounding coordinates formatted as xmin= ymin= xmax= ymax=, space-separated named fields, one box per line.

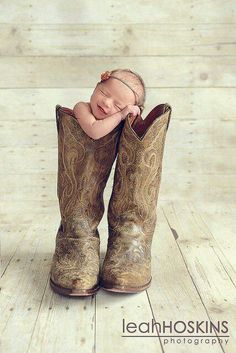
xmin=74 ymin=101 xmax=90 ymax=110
xmin=78 ymin=101 xmax=91 ymax=109
xmin=83 ymin=102 xmax=92 ymax=112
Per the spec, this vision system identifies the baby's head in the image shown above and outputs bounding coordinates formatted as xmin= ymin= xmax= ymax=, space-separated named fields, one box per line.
xmin=90 ymin=68 xmax=146 ymax=120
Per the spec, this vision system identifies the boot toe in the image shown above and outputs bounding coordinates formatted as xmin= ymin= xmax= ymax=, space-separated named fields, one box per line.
xmin=101 ymin=267 xmax=151 ymax=293
xmin=50 ymin=270 xmax=99 ymax=296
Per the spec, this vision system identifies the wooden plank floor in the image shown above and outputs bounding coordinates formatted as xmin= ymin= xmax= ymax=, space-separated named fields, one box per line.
xmin=1 ymin=200 xmax=235 ymax=352
xmin=1 ymin=0 xmax=235 ymax=351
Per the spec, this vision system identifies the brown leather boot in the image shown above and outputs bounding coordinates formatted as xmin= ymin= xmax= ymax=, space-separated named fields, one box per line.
xmin=50 ymin=105 xmax=123 ymax=296
xmin=100 ymin=103 xmax=172 ymax=293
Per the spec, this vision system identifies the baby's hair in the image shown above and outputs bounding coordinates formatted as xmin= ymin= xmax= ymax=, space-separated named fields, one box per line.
xmin=109 ymin=68 xmax=146 ymax=113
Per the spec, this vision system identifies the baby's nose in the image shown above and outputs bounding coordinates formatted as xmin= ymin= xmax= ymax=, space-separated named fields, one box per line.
xmin=103 ymin=97 xmax=112 ymax=108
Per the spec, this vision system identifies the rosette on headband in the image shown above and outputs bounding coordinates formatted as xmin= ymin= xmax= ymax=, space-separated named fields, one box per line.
xmin=101 ymin=71 xmax=112 ymax=81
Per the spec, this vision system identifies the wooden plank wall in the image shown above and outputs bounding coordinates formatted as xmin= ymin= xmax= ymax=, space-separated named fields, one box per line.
xmin=0 ymin=0 xmax=236 ymax=207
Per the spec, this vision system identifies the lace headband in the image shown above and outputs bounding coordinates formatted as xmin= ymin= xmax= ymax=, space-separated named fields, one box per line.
xmin=100 ymin=70 xmax=143 ymax=110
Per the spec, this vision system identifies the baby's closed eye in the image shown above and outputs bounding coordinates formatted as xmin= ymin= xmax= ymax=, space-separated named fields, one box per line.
xmin=115 ymin=104 xmax=122 ymax=110
xmin=100 ymin=89 xmax=122 ymax=110
xmin=100 ymin=89 xmax=107 ymax=96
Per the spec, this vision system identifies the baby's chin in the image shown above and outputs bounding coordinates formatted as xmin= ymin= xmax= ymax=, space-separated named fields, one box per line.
xmin=92 ymin=112 xmax=106 ymax=120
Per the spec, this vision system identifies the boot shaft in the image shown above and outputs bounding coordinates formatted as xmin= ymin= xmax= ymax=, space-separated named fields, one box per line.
xmin=108 ymin=103 xmax=172 ymax=238
xmin=55 ymin=105 xmax=123 ymax=236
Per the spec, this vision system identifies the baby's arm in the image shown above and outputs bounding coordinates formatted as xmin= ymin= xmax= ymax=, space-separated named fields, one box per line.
xmin=73 ymin=102 xmax=125 ymax=140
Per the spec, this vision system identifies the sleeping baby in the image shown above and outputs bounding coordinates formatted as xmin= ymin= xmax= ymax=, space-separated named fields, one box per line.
xmin=73 ymin=68 xmax=146 ymax=139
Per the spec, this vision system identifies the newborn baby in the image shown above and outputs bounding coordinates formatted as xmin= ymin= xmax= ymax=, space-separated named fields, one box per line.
xmin=73 ymin=68 xmax=146 ymax=140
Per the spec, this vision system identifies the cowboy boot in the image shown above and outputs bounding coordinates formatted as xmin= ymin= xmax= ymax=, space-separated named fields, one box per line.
xmin=100 ymin=103 xmax=172 ymax=293
xmin=50 ymin=105 xmax=123 ymax=296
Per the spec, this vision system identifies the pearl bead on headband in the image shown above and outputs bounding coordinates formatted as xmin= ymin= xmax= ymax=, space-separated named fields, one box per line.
xmin=100 ymin=70 xmax=141 ymax=108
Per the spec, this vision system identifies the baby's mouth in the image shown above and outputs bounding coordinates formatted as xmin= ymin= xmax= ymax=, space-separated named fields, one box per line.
xmin=97 ymin=104 xmax=107 ymax=114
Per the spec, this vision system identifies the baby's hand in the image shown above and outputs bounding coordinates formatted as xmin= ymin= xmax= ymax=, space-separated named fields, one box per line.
xmin=121 ymin=105 xmax=140 ymax=120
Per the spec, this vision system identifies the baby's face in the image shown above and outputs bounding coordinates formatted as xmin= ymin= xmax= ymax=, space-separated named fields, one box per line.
xmin=90 ymin=78 xmax=135 ymax=119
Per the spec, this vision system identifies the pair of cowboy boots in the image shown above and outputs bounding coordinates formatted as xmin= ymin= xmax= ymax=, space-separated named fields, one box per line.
xmin=50 ymin=103 xmax=172 ymax=296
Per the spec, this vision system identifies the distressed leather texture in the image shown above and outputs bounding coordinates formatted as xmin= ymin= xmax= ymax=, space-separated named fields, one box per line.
xmin=50 ymin=105 xmax=123 ymax=292
xmin=101 ymin=103 xmax=172 ymax=291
